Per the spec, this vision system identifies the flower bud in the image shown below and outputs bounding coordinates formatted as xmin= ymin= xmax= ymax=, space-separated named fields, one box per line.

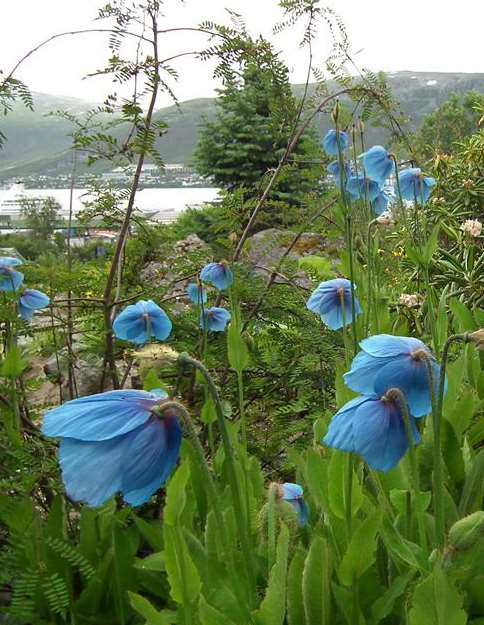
xmin=460 ymin=219 xmax=482 ymax=238
xmin=375 ymin=212 xmax=395 ymax=227
xmin=448 ymin=511 xmax=484 ymax=551
xmin=331 ymin=100 xmax=340 ymax=124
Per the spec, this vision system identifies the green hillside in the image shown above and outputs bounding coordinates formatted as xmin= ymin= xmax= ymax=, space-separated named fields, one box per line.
xmin=0 ymin=71 xmax=482 ymax=177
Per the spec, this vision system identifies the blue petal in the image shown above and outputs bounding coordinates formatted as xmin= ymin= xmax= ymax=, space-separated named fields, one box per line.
xmin=122 ymin=415 xmax=182 ymax=506
xmin=186 ymin=282 xmax=207 ymax=304
xmin=352 ymin=398 xmax=420 ymax=472
xmin=373 ymin=356 xmax=438 ymax=418
xmin=20 ymin=288 xmax=50 ymax=310
xmin=323 ymin=395 xmax=371 ymax=452
xmin=42 ymin=389 xmax=160 ymax=441
xmin=0 ymin=267 xmax=24 ymax=291
xmin=58 ymin=435 xmax=127 ymax=506
xmin=371 ymin=192 xmax=389 ymax=215
xmin=359 ymin=334 xmax=424 ymax=358
xmin=18 ymin=302 xmax=34 ymax=321
xmin=200 ymin=307 xmax=231 ymax=332
xmin=0 ymin=256 xmax=23 ymax=267
xmin=344 ymin=350 xmax=392 ymax=395
xmin=360 ymin=146 xmax=394 ymax=184
xmin=281 ymin=483 xmax=303 ymax=500
xmin=321 ymin=129 xmax=349 ymax=156
xmin=200 ymin=262 xmax=233 ymax=290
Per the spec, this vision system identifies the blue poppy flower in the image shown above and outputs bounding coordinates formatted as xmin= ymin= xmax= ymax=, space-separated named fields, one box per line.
xmin=371 ymin=191 xmax=389 ymax=215
xmin=113 ymin=300 xmax=172 ymax=345
xmin=200 ymin=262 xmax=233 ymax=290
xmin=346 ymin=175 xmax=381 ymax=202
xmin=0 ymin=256 xmax=24 ymax=292
xmin=199 ymin=307 xmax=231 ymax=332
xmin=41 ymin=389 xmax=182 ymax=506
xmin=323 ymin=393 xmax=420 ymax=472
xmin=327 ymin=160 xmax=351 ymax=184
xmin=18 ymin=288 xmax=50 ymax=321
xmin=359 ymin=146 xmax=394 ymax=184
xmin=397 ymin=168 xmax=436 ymax=204
xmin=280 ymin=482 xmax=308 ymax=527
xmin=343 ymin=335 xmax=444 ymax=417
xmin=306 ymin=278 xmax=362 ymax=330
xmin=186 ymin=282 xmax=207 ymax=305
xmin=321 ymin=129 xmax=349 ymax=156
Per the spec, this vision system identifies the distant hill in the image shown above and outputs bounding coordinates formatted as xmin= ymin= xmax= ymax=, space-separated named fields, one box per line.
xmin=1 ymin=71 xmax=483 ymax=178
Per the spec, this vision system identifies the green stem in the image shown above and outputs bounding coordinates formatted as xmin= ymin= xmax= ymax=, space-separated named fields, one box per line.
xmin=345 ymin=454 xmax=354 ymax=539
xmin=433 ymin=334 xmax=470 ymax=547
xmin=365 ymin=221 xmax=375 ymax=336
xmin=346 ymin=214 xmax=359 ymax=356
xmin=389 ymin=388 xmax=428 ymax=553
xmin=237 ymin=369 xmax=247 ymax=448
xmin=177 ymin=353 xmax=256 ymax=592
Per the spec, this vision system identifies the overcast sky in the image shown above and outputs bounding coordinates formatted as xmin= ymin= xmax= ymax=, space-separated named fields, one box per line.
xmin=1 ymin=0 xmax=483 ymax=108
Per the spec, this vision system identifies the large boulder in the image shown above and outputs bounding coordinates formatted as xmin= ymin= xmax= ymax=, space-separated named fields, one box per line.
xmin=245 ymin=228 xmax=337 ymax=286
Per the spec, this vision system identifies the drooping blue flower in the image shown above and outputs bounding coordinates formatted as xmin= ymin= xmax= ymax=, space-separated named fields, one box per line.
xmin=186 ymin=282 xmax=207 ymax=305
xmin=359 ymin=146 xmax=394 ymax=184
xmin=397 ymin=168 xmax=436 ymax=204
xmin=199 ymin=307 xmax=231 ymax=332
xmin=0 ymin=256 xmax=24 ymax=292
xmin=200 ymin=262 xmax=233 ymax=290
xmin=113 ymin=300 xmax=172 ymax=345
xmin=306 ymin=278 xmax=362 ymax=330
xmin=346 ymin=175 xmax=381 ymax=202
xmin=344 ymin=335 xmax=444 ymax=417
xmin=18 ymin=288 xmax=50 ymax=321
xmin=280 ymin=482 xmax=308 ymax=527
xmin=371 ymin=191 xmax=389 ymax=215
xmin=41 ymin=389 xmax=182 ymax=506
xmin=323 ymin=393 xmax=420 ymax=472
xmin=321 ymin=129 xmax=349 ymax=156
xmin=327 ymin=160 xmax=351 ymax=184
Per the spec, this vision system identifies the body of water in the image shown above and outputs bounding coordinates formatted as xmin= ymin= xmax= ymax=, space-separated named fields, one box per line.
xmin=0 ymin=186 xmax=220 ymax=219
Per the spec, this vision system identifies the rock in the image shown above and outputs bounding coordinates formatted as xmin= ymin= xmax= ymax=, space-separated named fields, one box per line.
xmin=173 ymin=233 xmax=208 ymax=254
xmin=139 ymin=261 xmax=168 ymax=283
xmin=245 ymin=228 xmax=336 ymax=286
xmin=43 ymin=349 xmax=112 ymax=399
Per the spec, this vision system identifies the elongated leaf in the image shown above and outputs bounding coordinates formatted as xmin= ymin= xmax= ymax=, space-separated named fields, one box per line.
xmin=128 ymin=592 xmax=177 ymax=625
xmin=370 ymin=571 xmax=414 ymax=625
xmin=227 ymin=306 xmax=249 ymax=372
xmin=449 ymin=298 xmax=477 ymax=332
xmin=199 ymin=595 xmax=238 ymax=625
xmin=163 ymin=524 xmax=201 ymax=606
xmin=164 ymin=461 xmax=190 ymax=526
xmin=1 ymin=346 xmax=26 ymax=378
xmin=255 ymin=523 xmax=290 ymax=625
xmin=327 ymin=451 xmax=362 ymax=520
xmin=408 ymin=565 xmax=467 ymax=625
xmin=133 ymin=516 xmax=164 ymax=551
xmin=287 ymin=549 xmax=306 ymax=625
xmin=380 ymin=519 xmax=428 ymax=572
xmin=338 ymin=509 xmax=381 ymax=586
xmin=303 ymin=536 xmax=332 ymax=625
xmin=304 ymin=448 xmax=328 ymax=513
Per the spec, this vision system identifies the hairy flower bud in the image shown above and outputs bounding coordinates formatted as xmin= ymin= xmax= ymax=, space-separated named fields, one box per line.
xmin=375 ymin=212 xmax=395 ymax=227
xmin=448 ymin=511 xmax=484 ymax=551
xmin=469 ymin=329 xmax=484 ymax=351
xmin=399 ymin=293 xmax=420 ymax=308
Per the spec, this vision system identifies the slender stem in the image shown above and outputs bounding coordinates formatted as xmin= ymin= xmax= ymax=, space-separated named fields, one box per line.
xmin=345 ymin=215 xmax=359 ymax=356
xmin=389 ymin=388 xmax=428 ymax=553
xmin=345 ymin=455 xmax=354 ymax=539
xmin=177 ymin=353 xmax=255 ymax=593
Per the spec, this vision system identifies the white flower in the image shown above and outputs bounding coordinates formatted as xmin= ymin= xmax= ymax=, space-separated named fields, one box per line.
xmin=460 ymin=219 xmax=482 ymax=238
xmin=399 ymin=293 xmax=420 ymax=308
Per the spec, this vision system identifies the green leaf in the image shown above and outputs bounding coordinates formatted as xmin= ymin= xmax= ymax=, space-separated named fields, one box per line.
xmin=298 ymin=256 xmax=333 ymax=279
xmin=128 ymin=592 xmax=177 ymax=624
xmin=254 ymin=523 xmax=290 ymax=625
xmin=390 ymin=489 xmax=431 ymax=515
xmin=444 ymin=388 xmax=479 ymax=439
xmin=449 ymin=298 xmax=477 ymax=332
xmin=327 ymin=451 xmax=362 ymax=520
xmin=338 ymin=508 xmax=381 ymax=586
xmin=408 ymin=564 xmax=467 ymax=625
xmin=163 ymin=524 xmax=201 ymax=606
xmin=133 ymin=516 xmax=164 ymax=551
xmin=369 ymin=571 xmax=414 ymax=625
xmin=227 ymin=308 xmax=249 ymax=372
xmin=304 ymin=448 xmax=328 ymax=513
xmin=1 ymin=346 xmax=26 ymax=378
xmin=199 ymin=595 xmax=238 ymax=625
xmin=164 ymin=461 xmax=190 ymax=526
xmin=143 ymin=368 xmax=165 ymax=392
xmin=201 ymin=395 xmax=217 ymax=425
xmin=287 ymin=549 xmax=306 ymax=625
xmin=422 ymin=224 xmax=440 ymax=265
xmin=303 ymin=536 xmax=332 ymax=625
xmin=380 ymin=519 xmax=429 ymax=572
xmin=134 ymin=552 xmax=165 ymax=572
